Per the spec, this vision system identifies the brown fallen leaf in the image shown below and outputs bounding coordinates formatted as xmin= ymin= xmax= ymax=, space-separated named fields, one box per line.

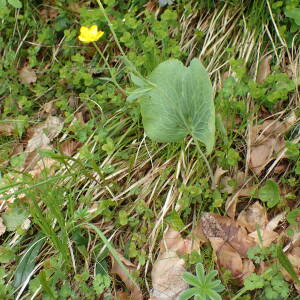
xmin=115 ymin=291 xmax=131 ymax=300
xmin=249 ymin=229 xmax=278 ymax=248
xmin=237 ymin=205 xmax=285 ymax=247
xmin=0 ymin=217 xmax=6 ymax=236
xmin=220 ymin=176 xmax=234 ymax=194
xmin=202 ymin=213 xmax=255 ymax=257
xmin=225 ymin=187 xmax=253 ymax=218
xmin=209 ymin=237 xmax=243 ymax=277
xmin=248 ymin=212 xmax=286 ymax=247
xmin=25 ymin=116 xmax=63 ymax=153
xmin=151 ymin=228 xmax=200 ymax=299
xmin=237 ymin=202 xmax=268 ymax=233
xmin=60 ymin=140 xmax=81 ymax=156
xmin=214 ymin=166 xmax=227 ymax=186
xmin=249 ymin=115 xmax=296 ymax=175
xmin=201 ymin=213 xmax=255 ymax=280
xmin=39 ymin=7 xmax=59 ymax=22
xmin=21 ymin=116 xmax=64 ymax=176
xmin=281 ymin=247 xmax=300 ymax=293
xmin=110 ymin=252 xmax=143 ymax=300
xmin=19 ymin=66 xmax=37 ymax=84
xmin=257 ymin=55 xmax=272 ymax=83
xmin=159 ymin=228 xmax=198 ymax=256
xmin=249 ymin=138 xmax=276 ymax=175
xmin=28 ymin=148 xmax=57 ymax=177
xmin=146 ymin=1 xmax=157 ymax=12
xmin=151 ymin=251 xmax=188 ymax=299
xmin=0 ymin=121 xmax=15 ymax=136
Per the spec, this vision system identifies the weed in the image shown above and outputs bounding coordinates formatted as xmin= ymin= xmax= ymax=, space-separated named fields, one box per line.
xmin=179 ymin=263 xmax=225 ymax=300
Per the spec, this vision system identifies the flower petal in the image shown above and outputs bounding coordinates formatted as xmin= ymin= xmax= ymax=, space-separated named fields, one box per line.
xmin=80 ymin=26 xmax=89 ymax=34
xmin=90 ymin=25 xmax=98 ymax=35
xmin=95 ymin=31 xmax=104 ymax=40
xmin=78 ymin=35 xmax=90 ymax=43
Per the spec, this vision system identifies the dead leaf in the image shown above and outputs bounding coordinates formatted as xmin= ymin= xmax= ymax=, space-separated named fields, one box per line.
xmin=60 ymin=140 xmax=81 ymax=156
xmin=115 ymin=291 xmax=131 ymax=300
xmin=151 ymin=251 xmax=188 ymax=299
xmin=257 ymin=55 xmax=272 ymax=83
xmin=214 ymin=166 xmax=227 ymax=186
xmin=209 ymin=237 xmax=243 ymax=277
xmin=159 ymin=228 xmax=197 ymax=256
xmin=40 ymin=102 xmax=57 ymax=117
xmin=39 ymin=7 xmax=59 ymax=22
xmin=273 ymin=161 xmax=288 ymax=174
xmin=202 ymin=213 xmax=255 ymax=257
xmin=225 ymin=187 xmax=253 ymax=218
xmin=266 ymin=212 xmax=286 ymax=232
xmin=0 ymin=121 xmax=16 ymax=136
xmin=19 ymin=66 xmax=37 ymax=84
xmin=220 ymin=176 xmax=234 ymax=194
xmin=240 ymin=209 xmax=285 ymax=247
xmin=146 ymin=1 xmax=157 ymax=12
xmin=281 ymin=247 xmax=300 ymax=292
xmin=249 ymin=229 xmax=278 ymax=247
xmin=201 ymin=213 xmax=256 ymax=280
xmin=237 ymin=202 xmax=268 ymax=233
xmin=11 ymin=144 xmax=24 ymax=157
xmin=25 ymin=116 xmax=63 ymax=152
xmin=74 ymin=112 xmax=85 ymax=125
xmin=28 ymin=153 xmax=57 ymax=178
xmin=249 ymin=138 xmax=277 ymax=175
xmin=110 ymin=252 xmax=143 ymax=300
xmin=151 ymin=228 xmax=199 ymax=299
xmin=249 ymin=115 xmax=296 ymax=175
xmin=19 ymin=116 xmax=63 ymax=176
xmin=0 ymin=217 xmax=6 ymax=236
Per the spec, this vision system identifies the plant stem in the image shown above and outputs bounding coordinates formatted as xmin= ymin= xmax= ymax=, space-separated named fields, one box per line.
xmin=95 ymin=0 xmax=127 ymax=58
xmin=95 ymin=0 xmax=154 ymax=87
xmin=231 ymin=287 xmax=247 ymax=300
xmin=192 ymin=137 xmax=216 ymax=190
xmin=92 ymin=42 xmax=126 ymax=96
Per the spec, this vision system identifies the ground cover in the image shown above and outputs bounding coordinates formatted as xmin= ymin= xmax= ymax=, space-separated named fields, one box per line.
xmin=0 ymin=0 xmax=299 ymax=299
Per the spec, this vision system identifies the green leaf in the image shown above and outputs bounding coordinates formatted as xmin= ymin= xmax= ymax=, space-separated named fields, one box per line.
xmin=126 ymin=87 xmax=153 ymax=103
xmin=7 ymin=0 xmax=22 ymax=8
xmin=182 ymin=273 xmax=200 ymax=287
xmin=0 ymin=0 xmax=7 ymax=9
xmin=277 ymin=246 xmax=300 ymax=286
xmin=0 ymin=246 xmax=16 ymax=263
xmin=93 ymin=273 xmax=111 ymax=295
xmin=118 ymin=210 xmax=128 ymax=226
xmin=139 ymin=59 xmax=215 ymax=153
xmin=165 ymin=210 xmax=185 ymax=231
xmin=179 ymin=287 xmax=198 ymax=300
xmin=287 ymin=208 xmax=300 ymax=225
xmin=130 ymin=73 xmax=148 ymax=87
xmin=285 ymin=8 xmax=300 ymax=26
xmin=102 ymin=138 xmax=114 ymax=155
xmin=2 ymin=207 xmax=29 ymax=231
xmin=10 ymin=152 xmax=26 ymax=168
xmin=195 ymin=263 xmax=205 ymax=283
xmin=258 ymin=180 xmax=280 ymax=208
xmin=14 ymin=235 xmax=45 ymax=288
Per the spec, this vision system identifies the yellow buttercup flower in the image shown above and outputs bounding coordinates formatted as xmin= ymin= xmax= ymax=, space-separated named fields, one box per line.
xmin=78 ymin=25 xmax=104 ymax=43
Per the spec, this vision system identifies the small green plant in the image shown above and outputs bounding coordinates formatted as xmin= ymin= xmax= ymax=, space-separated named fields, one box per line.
xmin=258 ymin=179 xmax=281 ymax=208
xmin=0 ymin=0 xmax=22 ymax=9
xmin=179 ymin=263 xmax=224 ymax=300
xmin=232 ymin=266 xmax=290 ymax=300
xmin=130 ymin=58 xmax=216 ymax=187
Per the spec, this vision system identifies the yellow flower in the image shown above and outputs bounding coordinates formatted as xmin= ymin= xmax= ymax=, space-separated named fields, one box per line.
xmin=78 ymin=25 xmax=104 ymax=43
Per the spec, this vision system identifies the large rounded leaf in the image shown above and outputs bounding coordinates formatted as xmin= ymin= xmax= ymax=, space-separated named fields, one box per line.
xmin=140 ymin=59 xmax=215 ymax=153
